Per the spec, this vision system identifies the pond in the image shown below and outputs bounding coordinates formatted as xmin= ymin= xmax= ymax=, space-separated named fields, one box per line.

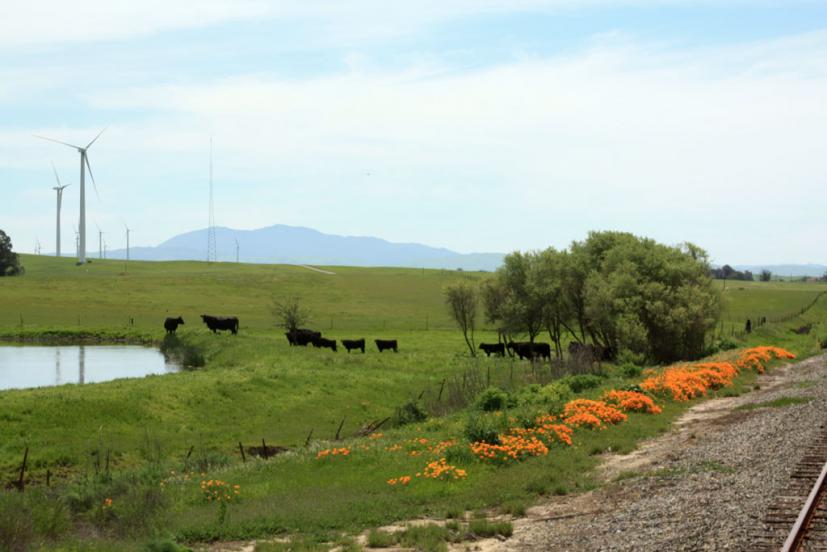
xmin=0 ymin=345 xmax=181 ymax=391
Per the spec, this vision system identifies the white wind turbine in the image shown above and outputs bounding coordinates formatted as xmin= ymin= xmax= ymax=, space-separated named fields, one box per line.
xmin=51 ymin=162 xmax=71 ymax=257
xmin=35 ymin=128 xmax=106 ymax=264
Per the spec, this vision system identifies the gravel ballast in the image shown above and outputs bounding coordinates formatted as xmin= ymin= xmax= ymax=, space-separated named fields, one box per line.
xmin=496 ymin=354 xmax=827 ymax=552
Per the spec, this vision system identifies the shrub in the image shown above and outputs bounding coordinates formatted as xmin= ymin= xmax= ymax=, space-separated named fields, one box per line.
xmin=820 ymin=337 xmax=827 ymax=350
xmin=473 ymin=387 xmax=509 ymax=412
xmin=620 ymin=363 xmax=642 ymax=378
xmin=393 ymin=400 xmax=428 ymax=427
xmin=463 ymin=413 xmax=504 ymax=445
xmin=715 ymin=337 xmax=739 ymax=352
xmin=558 ymin=374 xmax=603 ymax=393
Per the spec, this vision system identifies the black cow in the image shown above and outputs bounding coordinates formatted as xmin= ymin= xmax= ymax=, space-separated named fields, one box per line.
xmin=285 ymin=328 xmax=321 ymax=346
xmin=312 ymin=336 xmax=337 ymax=352
xmin=478 ymin=342 xmax=505 ymax=357
xmin=200 ymin=314 xmax=239 ymax=335
xmin=341 ymin=338 xmax=366 ymax=353
xmin=164 ymin=316 xmax=184 ymax=335
xmin=375 ymin=339 xmax=398 ymax=353
xmin=507 ymin=341 xmax=551 ymax=360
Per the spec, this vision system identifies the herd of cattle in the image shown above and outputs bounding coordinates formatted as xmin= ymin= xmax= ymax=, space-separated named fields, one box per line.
xmin=163 ymin=316 xmax=399 ymax=353
xmin=163 ymin=316 xmax=605 ymax=361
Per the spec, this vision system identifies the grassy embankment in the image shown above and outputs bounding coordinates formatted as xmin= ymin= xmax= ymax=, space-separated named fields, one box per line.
xmin=0 ymin=255 xmax=825 ymax=550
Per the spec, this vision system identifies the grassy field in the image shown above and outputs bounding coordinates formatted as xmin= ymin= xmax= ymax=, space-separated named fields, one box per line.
xmin=1 ymin=255 xmax=826 ymax=550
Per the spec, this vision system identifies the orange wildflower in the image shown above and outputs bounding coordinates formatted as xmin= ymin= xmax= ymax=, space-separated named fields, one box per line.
xmin=602 ymin=390 xmax=663 ymax=414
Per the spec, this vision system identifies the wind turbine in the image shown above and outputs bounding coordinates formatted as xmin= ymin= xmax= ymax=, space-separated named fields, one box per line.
xmin=235 ymin=237 xmax=239 ymax=263
xmin=35 ymin=128 xmax=106 ymax=264
xmin=51 ymin=162 xmax=71 ymax=257
xmin=95 ymin=222 xmax=105 ymax=260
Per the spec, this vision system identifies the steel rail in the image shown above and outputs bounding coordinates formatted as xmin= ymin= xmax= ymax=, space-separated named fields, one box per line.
xmin=781 ymin=458 xmax=827 ymax=552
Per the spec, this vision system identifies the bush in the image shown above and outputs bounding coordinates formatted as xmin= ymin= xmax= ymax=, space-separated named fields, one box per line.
xmin=820 ymin=337 xmax=827 ymax=350
xmin=715 ymin=337 xmax=739 ymax=352
xmin=473 ymin=387 xmax=509 ymax=412
xmin=620 ymin=363 xmax=642 ymax=378
xmin=558 ymin=374 xmax=603 ymax=394
xmin=393 ymin=400 xmax=428 ymax=427
xmin=540 ymin=382 xmax=573 ymax=404
xmin=463 ymin=413 xmax=504 ymax=444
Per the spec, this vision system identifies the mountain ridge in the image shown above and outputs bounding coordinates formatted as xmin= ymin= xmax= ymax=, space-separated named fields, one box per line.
xmin=104 ymin=224 xmax=505 ymax=271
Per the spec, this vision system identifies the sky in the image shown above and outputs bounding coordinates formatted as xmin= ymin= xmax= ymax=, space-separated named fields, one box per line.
xmin=1 ymin=0 xmax=826 ymax=265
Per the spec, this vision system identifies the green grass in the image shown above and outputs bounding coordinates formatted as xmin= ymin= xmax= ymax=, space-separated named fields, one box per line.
xmin=1 ymin=255 xmax=826 ymax=549
xmin=715 ymin=279 xmax=827 ymax=326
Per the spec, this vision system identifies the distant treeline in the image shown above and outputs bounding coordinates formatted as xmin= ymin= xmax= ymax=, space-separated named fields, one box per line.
xmin=709 ymin=265 xmax=761 ymax=282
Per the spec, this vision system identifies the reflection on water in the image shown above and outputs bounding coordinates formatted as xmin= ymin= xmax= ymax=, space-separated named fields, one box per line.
xmin=0 ymin=345 xmax=181 ymax=391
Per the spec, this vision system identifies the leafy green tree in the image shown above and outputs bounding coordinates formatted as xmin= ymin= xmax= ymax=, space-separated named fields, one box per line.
xmin=528 ymin=248 xmax=568 ymax=359
xmin=494 ymin=252 xmax=544 ymax=343
xmin=0 ymin=230 xmax=23 ymax=276
xmin=759 ymin=269 xmax=772 ymax=282
xmin=572 ymin=232 xmax=720 ymax=362
xmin=444 ymin=281 xmax=479 ymax=356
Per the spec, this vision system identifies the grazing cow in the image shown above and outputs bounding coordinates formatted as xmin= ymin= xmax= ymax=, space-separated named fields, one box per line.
xmin=507 ymin=341 xmax=551 ymax=360
xmin=312 ymin=336 xmax=338 ymax=352
xmin=341 ymin=338 xmax=366 ymax=353
xmin=285 ymin=328 xmax=321 ymax=346
xmin=478 ymin=342 xmax=505 ymax=357
xmin=200 ymin=314 xmax=239 ymax=335
xmin=375 ymin=339 xmax=398 ymax=353
xmin=164 ymin=316 xmax=184 ymax=335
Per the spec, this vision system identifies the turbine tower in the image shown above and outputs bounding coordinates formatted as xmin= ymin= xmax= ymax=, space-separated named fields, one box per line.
xmin=235 ymin=237 xmax=239 ymax=263
xmin=124 ymin=223 xmax=132 ymax=262
xmin=51 ymin=162 xmax=71 ymax=257
xmin=95 ymin=222 xmax=105 ymax=260
xmin=35 ymin=128 xmax=106 ymax=264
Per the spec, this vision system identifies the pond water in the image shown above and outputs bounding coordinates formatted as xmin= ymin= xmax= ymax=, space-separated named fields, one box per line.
xmin=0 ymin=345 xmax=181 ymax=391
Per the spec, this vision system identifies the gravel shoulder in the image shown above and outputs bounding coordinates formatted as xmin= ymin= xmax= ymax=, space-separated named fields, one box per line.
xmin=472 ymin=353 xmax=827 ymax=552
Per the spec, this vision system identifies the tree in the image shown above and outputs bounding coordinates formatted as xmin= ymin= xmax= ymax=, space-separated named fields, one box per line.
xmin=494 ymin=252 xmax=544 ymax=342
xmin=0 ymin=230 xmax=23 ymax=276
xmin=271 ymin=295 xmax=310 ymax=331
xmin=445 ymin=281 xmax=479 ymax=356
xmin=759 ymin=269 xmax=772 ymax=282
xmin=529 ymin=248 xmax=568 ymax=359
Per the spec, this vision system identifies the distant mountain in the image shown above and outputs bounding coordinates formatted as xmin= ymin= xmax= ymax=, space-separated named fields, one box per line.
xmin=105 ymin=225 xmax=505 ymax=271
xmin=734 ymin=264 xmax=827 ymax=278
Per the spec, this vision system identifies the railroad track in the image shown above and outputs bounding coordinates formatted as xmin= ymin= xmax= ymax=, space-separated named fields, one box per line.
xmin=752 ymin=424 xmax=827 ymax=551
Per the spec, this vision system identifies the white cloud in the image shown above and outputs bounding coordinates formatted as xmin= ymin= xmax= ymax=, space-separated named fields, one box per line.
xmin=6 ymin=28 xmax=827 ymax=263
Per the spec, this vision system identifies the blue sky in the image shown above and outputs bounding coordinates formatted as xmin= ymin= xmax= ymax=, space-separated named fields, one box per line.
xmin=2 ymin=0 xmax=826 ymax=264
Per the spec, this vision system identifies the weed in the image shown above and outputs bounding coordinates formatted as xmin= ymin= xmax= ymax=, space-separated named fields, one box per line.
xmin=468 ymin=519 xmax=513 ymax=538
xmin=367 ymin=530 xmax=397 ymax=548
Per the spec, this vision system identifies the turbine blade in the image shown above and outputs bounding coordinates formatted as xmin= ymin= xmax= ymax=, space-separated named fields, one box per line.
xmin=35 ymin=135 xmax=81 ymax=150
xmin=51 ymin=161 xmax=62 ymax=187
xmin=86 ymin=126 xmax=107 ymax=149
xmin=85 ymin=156 xmax=100 ymax=200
